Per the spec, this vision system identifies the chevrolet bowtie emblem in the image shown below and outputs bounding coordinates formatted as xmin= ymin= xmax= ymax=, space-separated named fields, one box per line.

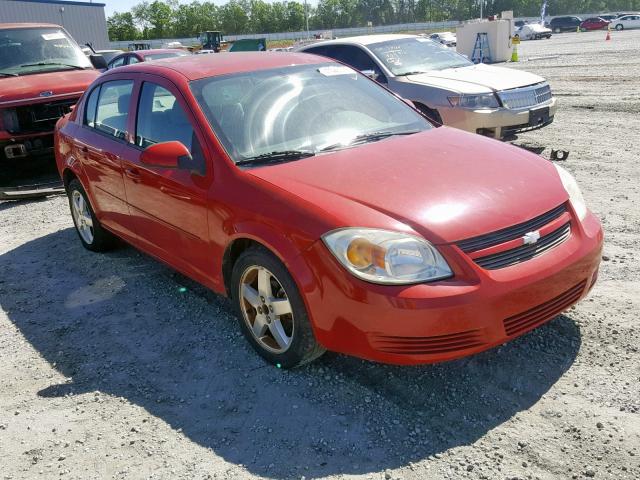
xmin=522 ymin=230 xmax=541 ymax=245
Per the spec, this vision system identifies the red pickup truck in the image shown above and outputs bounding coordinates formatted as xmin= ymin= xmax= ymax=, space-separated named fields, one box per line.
xmin=0 ymin=23 xmax=105 ymax=199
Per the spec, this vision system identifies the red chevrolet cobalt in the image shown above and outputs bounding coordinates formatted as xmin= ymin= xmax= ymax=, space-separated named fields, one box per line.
xmin=54 ymin=53 xmax=603 ymax=368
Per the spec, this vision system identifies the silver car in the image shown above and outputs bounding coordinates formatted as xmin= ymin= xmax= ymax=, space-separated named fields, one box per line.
xmin=299 ymin=34 xmax=557 ymax=139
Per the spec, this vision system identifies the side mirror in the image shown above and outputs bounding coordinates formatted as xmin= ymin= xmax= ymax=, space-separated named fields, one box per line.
xmin=402 ymin=98 xmax=416 ymax=109
xmin=141 ymin=141 xmax=190 ymax=169
xmin=89 ymin=54 xmax=107 ymax=70
xmin=361 ymin=69 xmax=379 ymax=81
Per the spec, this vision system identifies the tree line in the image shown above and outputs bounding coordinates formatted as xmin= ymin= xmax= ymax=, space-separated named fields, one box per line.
xmin=107 ymin=0 xmax=640 ymax=40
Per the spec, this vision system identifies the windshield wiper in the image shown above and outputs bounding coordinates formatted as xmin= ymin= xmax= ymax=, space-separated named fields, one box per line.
xmin=236 ymin=150 xmax=315 ymax=167
xmin=320 ymin=130 xmax=420 ymax=152
xmin=0 ymin=71 xmax=19 ymax=77
xmin=20 ymin=62 xmax=86 ymax=70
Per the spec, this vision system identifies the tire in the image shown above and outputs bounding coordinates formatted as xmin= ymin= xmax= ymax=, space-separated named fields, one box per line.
xmin=615 ymin=24 xmax=623 ymax=31
xmin=553 ymin=27 xmax=561 ymax=33
xmin=231 ymin=246 xmax=325 ymax=368
xmin=414 ymin=103 xmax=443 ymax=126
xmin=67 ymin=178 xmax=116 ymax=252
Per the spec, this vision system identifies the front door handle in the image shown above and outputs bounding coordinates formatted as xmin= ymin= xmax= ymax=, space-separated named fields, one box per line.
xmin=124 ymin=168 xmax=141 ymax=182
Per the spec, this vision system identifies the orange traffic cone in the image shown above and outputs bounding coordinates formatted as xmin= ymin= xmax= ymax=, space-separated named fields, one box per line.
xmin=605 ymin=29 xmax=611 ymax=41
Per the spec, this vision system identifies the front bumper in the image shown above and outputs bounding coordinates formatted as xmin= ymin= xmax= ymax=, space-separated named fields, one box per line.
xmin=441 ymin=97 xmax=557 ymax=139
xmin=1 ymin=130 xmax=55 ymax=163
xmin=292 ymin=209 xmax=602 ymax=365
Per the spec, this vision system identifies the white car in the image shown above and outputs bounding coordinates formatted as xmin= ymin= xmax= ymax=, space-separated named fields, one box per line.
xmin=429 ymin=31 xmax=456 ymax=47
xmin=611 ymin=14 xmax=640 ymax=30
xmin=515 ymin=23 xmax=553 ymax=40
xmin=299 ymin=34 xmax=556 ymax=140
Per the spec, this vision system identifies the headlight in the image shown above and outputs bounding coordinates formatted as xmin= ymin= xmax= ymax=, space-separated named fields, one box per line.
xmin=554 ymin=164 xmax=588 ymax=221
xmin=448 ymin=93 xmax=499 ymax=109
xmin=322 ymin=228 xmax=452 ymax=285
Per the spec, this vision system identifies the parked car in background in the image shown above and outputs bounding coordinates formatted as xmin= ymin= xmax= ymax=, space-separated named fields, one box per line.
xmin=611 ymin=14 xmax=640 ymax=30
xmin=579 ymin=17 xmax=610 ymax=31
xmin=55 ymin=53 xmax=603 ymax=368
xmin=428 ymin=31 xmax=456 ymax=47
xmin=599 ymin=14 xmax=619 ymax=22
xmin=0 ymin=22 xmax=103 ymax=198
xmin=107 ymin=49 xmax=190 ymax=70
xmin=93 ymin=49 xmax=123 ymax=64
xmin=299 ymin=34 xmax=556 ymax=140
xmin=515 ymin=23 xmax=553 ymax=40
xmin=514 ymin=20 xmax=528 ymax=28
xmin=548 ymin=16 xmax=582 ymax=32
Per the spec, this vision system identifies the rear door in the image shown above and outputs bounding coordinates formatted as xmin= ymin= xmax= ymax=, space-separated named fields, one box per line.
xmin=119 ymin=75 xmax=212 ymax=278
xmin=73 ymin=78 xmax=137 ymax=240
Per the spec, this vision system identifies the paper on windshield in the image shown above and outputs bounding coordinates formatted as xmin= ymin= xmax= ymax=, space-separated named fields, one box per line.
xmin=41 ymin=32 xmax=66 ymax=41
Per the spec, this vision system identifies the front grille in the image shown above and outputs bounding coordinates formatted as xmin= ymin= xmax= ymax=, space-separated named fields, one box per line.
xmin=6 ymin=99 xmax=77 ymax=134
xmin=457 ymin=204 xmax=567 ymax=253
xmin=498 ymin=82 xmax=553 ymax=109
xmin=503 ymin=280 xmax=586 ymax=336
xmin=474 ymin=223 xmax=571 ymax=270
xmin=370 ymin=329 xmax=486 ymax=355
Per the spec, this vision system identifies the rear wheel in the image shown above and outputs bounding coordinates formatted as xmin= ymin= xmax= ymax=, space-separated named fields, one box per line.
xmin=231 ymin=247 xmax=325 ymax=368
xmin=553 ymin=27 xmax=561 ymax=33
xmin=67 ymin=178 xmax=116 ymax=252
xmin=615 ymin=24 xmax=623 ymax=30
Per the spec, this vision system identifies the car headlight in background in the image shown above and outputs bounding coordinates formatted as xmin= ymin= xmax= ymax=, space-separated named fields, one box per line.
xmin=448 ymin=93 xmax=499 ymax=109
xmin=554 ymin=164 xmax=588 ymax=221
xmin=322 ymin=228 xmax=452 ymax=285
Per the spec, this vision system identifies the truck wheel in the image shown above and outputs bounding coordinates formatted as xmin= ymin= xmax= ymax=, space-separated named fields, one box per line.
xmin=67 ymin=179 xmax=116 ymax=252
xmin=231 ymin=246 xmax=325 ymax=368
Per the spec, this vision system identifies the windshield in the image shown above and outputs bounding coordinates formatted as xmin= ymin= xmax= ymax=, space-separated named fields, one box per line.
xmin=369 ymin=37 xmax=472 ymax=75
xmin=145 ymin=51 xmax=190 ymax=61
xmin=0 ymin=27 xmax=91 ymax=76
xmin=190 ymin=63 xmax=432 ymax=164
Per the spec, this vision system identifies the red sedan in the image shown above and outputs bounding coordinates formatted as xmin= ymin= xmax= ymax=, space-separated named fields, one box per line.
xmin=54 ymin=53 xmax=603 ymax=367
xmin=580 ymin=17 xmax=610 ymax=31
xmin=106 ymin=48 xmax=190 ymax=70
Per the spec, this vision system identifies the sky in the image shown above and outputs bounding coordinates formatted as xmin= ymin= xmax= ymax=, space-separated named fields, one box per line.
xmin=102 ymin=0 xmax=317 ymax=17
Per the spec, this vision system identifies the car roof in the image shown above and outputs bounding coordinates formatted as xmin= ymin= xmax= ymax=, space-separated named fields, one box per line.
xmin=0 ymin=23 xmax=61 ymax=29
xmin=101 ymin=52 xmax=331 ymax=81
xmin=302 ymin=34 xmax=417 ymax=48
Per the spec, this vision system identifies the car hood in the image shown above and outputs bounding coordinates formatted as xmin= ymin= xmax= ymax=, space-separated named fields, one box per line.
xmin=0 ymin=69 xmax=99 ymax=107
xmin=406 ymin=63 xmax=546 ymax=93
xmin=247 ymin=127 xmax=568 ymax=244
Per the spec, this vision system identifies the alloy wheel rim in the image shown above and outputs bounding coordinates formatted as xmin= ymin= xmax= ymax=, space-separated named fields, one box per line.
xmin=239 ymin=265 xmax=294 ymax=354
xmin=71 ymin=190 xmax=94 ymax=244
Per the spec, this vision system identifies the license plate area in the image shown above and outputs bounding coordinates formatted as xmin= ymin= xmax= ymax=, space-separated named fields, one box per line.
xmin=529 ymin=106 xmax=550 ymax=126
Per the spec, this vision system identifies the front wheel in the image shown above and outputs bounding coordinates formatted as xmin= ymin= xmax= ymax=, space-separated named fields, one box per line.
xmin=554 ymin=27 xmax=561 ymax=33
xmin=67 ymin=178 xmax=116 ymax=252
xmin=231 ymin=247 xmax=325 ymax=368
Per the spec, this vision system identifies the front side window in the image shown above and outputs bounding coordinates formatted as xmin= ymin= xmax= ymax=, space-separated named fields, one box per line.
xmin=368 ymin=37 xmax=472 ymax=76
xmin=136 ymin=82 xmax=203 ymax=162
xmin=94 ymin=80 xmax=134 ymax=140
xmin=322 ymin=45 xmax=386 ymax=82
xmin=0 ymin=27 xmax=91 ymax=76
xmin=128 ymin=56 xmax=140 ymax=65
xmin=190 ymin=63 xmax=432 ymax=164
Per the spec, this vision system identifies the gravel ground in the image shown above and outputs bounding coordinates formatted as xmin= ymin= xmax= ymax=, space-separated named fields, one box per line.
xmin=1 ymin=29 xmax=639 ymax=480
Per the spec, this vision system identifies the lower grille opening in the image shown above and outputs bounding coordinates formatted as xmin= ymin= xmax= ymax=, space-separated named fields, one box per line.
xmin=370 ymin=329 xmax=486 ymax=355
xmin=503 ymin=280 xmax=586 ymax=337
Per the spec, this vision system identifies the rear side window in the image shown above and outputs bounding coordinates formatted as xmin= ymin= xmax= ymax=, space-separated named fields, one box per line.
xmin=135 ymin=82 xmax=204 ymax=165
xmin=93 ymin=80 xmax=134 ymax=140
xmin=84 ymin=86 xmax=100 ymax=128
xmin=108 ymin=56 xmax=125 ymax=70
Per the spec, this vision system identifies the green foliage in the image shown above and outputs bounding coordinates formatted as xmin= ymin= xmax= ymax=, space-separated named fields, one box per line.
xmin=107 ymin=0 xmax=640 ymax=41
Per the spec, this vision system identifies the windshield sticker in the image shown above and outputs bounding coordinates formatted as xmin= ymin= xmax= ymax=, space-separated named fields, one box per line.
xmin=317 ymin=66 xmax=356 ymax=77
xmin=42 ymin=32 xmax=66 ymax=41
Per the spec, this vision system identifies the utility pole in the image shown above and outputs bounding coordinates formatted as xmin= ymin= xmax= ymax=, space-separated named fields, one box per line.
xmin=304 ymin=0 xmax=310 ymax=39
xmin=479 ymin=0 xmax=483 ymax=19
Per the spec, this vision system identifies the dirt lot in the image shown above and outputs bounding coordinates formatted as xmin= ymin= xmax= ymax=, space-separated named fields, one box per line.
xmin=1 ymin=29 xmax=639 ymax=480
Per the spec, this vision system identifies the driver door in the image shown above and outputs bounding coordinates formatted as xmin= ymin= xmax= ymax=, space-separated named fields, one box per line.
xmin=119 ymin=76 xmax=213 ymax=280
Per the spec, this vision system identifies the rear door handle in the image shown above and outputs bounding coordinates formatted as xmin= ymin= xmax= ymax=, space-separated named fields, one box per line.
xmin=124 ymin=168 xmax=141 ymax=182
